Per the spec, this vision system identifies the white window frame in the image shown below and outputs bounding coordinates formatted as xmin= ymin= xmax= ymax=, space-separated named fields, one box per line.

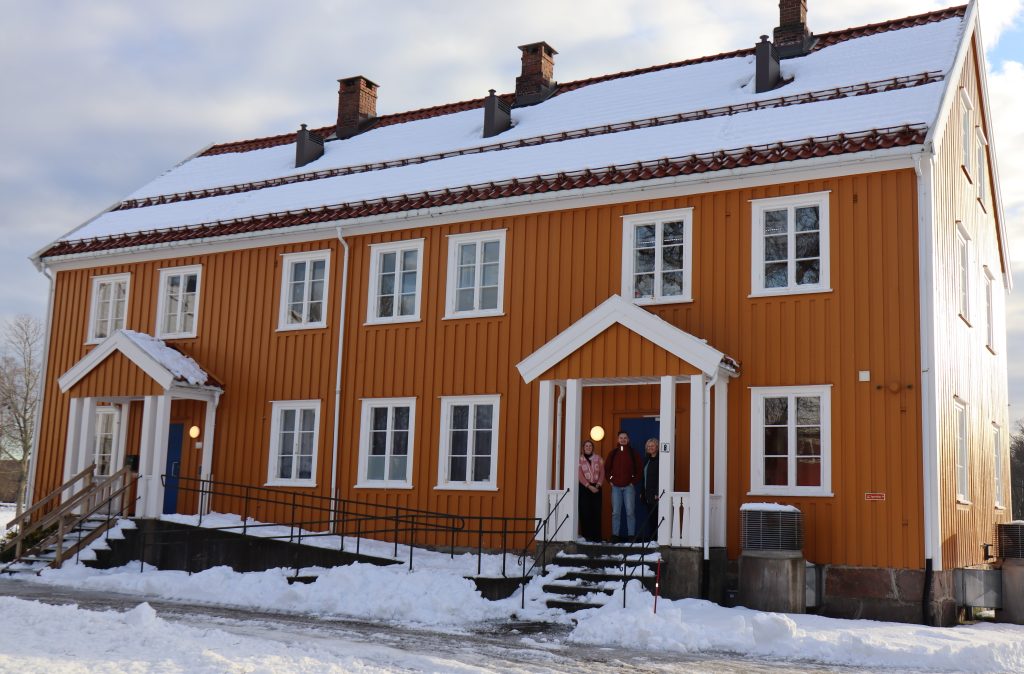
xmin=444 ymin=230 xmax=506 ymax=319
xmin=366 ymin=240 xmax=424 ymax=325
xmin=976 ymin=129 xmax=988 ymax=204
xmin=436 ymin=395 xmax=500 ymax=490
xmin=960 ymin=88 xmax=974 ymax=176
xmin=956 ymin=222 xmax=971 ymax=324
xmin=749 ymin=385 xmax=833 ymax=497
xmin=984 ymin=267 xmax=996 ymax=352
xmin=620 ymin=208 xmax=694 ymax=305
xmin=278 ymin=250 xmax=331 ymax=331
xmin=954 ymin=398 xmax=969 ymax=503
xmin=92 ymin=406 xmax=122 ymax=478
xmin=750 ymin=191 xmax=831 ymax=297
xmin=156 ymin=265 xmax=202 ymax=339
xmin=266 ymin=400 xmax=321 ymax=487
xmin=993 ymin=422 xmax=1004 ymax=509
xmin=356 ymin=397 xmax=416 ymax=488
xmin=86 ymin=273 xmax=131 ymax=344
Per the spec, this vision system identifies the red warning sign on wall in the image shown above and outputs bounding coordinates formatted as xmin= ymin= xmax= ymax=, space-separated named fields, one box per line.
xmin=864 ymin=492 xmax=886 ymax=501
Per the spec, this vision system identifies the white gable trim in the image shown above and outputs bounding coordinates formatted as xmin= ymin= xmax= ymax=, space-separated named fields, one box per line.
xmin=58 ymin=331 xmax=176 ymax=393
xmin=516 ymin=295 xmax=725 ymax=383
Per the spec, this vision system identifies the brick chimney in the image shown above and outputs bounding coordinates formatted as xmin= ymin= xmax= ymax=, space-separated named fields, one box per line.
xmin=336 ymin=76 xmax=378 ymax=139
xmin=515 ymin=41 xmax=557 ymax=106
xmin=773 ymin=0 xmax=816 ymax=58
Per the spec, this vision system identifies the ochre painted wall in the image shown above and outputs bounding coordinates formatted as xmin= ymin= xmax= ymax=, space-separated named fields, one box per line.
xmin=930 ymin=36 xmax=1012 ymax=570
xmin=36 ymin=168 xmax=929 ymax=566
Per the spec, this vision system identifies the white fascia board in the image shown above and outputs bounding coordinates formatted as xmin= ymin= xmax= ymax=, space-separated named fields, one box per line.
xmin=58 ymin=331 xmax=175 ymax=393
xmin=40 ymin=147 xmax=921 ymax=273
xmin=516 ymin=294 xmax=724 ymax=383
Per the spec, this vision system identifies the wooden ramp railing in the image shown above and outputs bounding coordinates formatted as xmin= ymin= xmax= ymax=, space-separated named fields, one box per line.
xmin=2 ymin=464 xmax=138 ymax=571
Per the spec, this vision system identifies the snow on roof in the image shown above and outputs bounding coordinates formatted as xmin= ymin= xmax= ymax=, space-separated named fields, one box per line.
xmin=43 ymin=8 xmax=966 ymax=256
xmin=120 ymin=330 xmax=208 ymax=386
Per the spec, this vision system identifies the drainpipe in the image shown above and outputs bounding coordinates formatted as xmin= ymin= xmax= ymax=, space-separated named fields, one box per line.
xmin=701 ymin=371 xmax=718 ymax=598
xmin=330 ymin=228 xmax=350 ymax=521
xmin=23 ymin=262 xmax=55 ymax=514
xmin=554 ymin=384 xmax=565 ymax=487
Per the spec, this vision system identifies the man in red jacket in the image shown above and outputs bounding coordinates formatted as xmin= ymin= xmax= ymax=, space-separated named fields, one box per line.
xmin=605 ymin=431 xmax=641 ymax=542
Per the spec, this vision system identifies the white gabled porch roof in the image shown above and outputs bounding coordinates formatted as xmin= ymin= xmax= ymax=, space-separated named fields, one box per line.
xmin=58 ymin=330 xmax=213 ymax=394
xmin=516 ymin=294 xmax=735 ymax=383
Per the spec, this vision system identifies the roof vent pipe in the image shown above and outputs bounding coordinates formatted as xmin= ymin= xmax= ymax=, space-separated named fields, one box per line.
xmin=295 ymin=124 xmax=325 ymax=168
xmin=482 ymin=89 xmax=511 ymax=138
xmin=515 ymin=41 xmax=558 ymax=107
xmin=336 ymin=75 xmax=378 ymax=139
xmin=773 ymin=0 xmax=817 ymax=58
xmin=755 ymin=36 xmax=781 ymax=93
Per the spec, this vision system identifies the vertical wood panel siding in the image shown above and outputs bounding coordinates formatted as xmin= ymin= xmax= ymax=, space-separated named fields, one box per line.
xmin=35 ymin=165 xmax=927 ymax=565
xmin=930 ymin=37 xmax=1012 ymax=569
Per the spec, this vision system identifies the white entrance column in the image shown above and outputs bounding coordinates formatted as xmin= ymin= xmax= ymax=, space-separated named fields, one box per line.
xmin=561 ymin=379 xmax=582 ymax=542
xmin=712 ymin=377 xmax=729 ymax=547
xmin=657 ymin=376 xmax=676 ymax=546
xmin=199 ymin=394 xmax=220 ymax=515
xmin=136 ymin=395 xmax=159 ymax=517
xmin=146 ymin=394 xmax=173 ymax=517
xmin=534 ymin=380 xmax=555 ymax=532
xmin=74 ymin=398 xmax=97 ymax=492
xmin=687 ymin=375 xmax=705 ymax=547
xmin=62 ymin=397 xmax=85 ymax=489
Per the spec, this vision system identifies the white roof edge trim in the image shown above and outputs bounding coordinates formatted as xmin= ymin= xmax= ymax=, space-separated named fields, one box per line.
xmin=58 ymin=331 xmax=175 ymax=393
xmin=924 ymin=0 xmax=976 ymax=153
xmin=39 ymin=148 xmax=921 ymax=272
xmin=516 ymin=295 xmax=726 ymax=383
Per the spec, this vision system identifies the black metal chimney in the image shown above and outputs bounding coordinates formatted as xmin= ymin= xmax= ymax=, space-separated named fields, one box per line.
xmin=295 ymin=124 xmax=324 ymax=168
xmin=483 ymin=90 xmax=511 ymax=138
xmin=755 ymin=36 xmax=781 ymax=93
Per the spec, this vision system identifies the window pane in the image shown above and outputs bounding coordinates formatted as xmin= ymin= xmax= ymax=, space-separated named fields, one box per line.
xmin=402 ymin=249 xmax=418 ymax=271
xmin=371 ymin=407 xmax=388 ymax=431
xmin=474 ymin=430 xmax=492 ymax=456
xmin=400 ymin=270 xmax=417 ymax=294
xmin=379 ymin=272 xmax=395 ymax=295
xmin=367 ymin=456 xmax=385 ymax=480
xmin=450 ymin=430 xmax=468 ymax=456
xmin=472 ymin=456 xmax=491 ymax=482
xmin=764 ymin=397 xmax=787 ymax=425
xmin=278 ymin=454 xmax=293 ymax=480
xmin=378 ymin=295 xmax=394 ymax=318
xmin=764 ymin=457 xmax=788 ymax=486
xmin=481 ymin=262 xmax=499 ymax=287
xmin=281 ymin=409 xmax=296 ymax=432
xmin=291 ymin=261 xmax=306 ymax=284
xmin=634 ymin=273 xmax=654 ymax=299
xmin=482 ymin=240 xmax=500 ymax=263
xmin=796 ymin=260 xmax=820 ymax=285
xmin=662 ymin=245 xmax=684 ymax=271
xmin=185 ymin=274 xmax=198 ymax=293
xmin=370 ymin=431 xmax=387 ymax=455
xmin=393 ymin=406 xmax=410 ymax=430
xmin=389 ymin=455 xmax=408 ymax=481
xmin=459 ymin=243 xmax=476 ymax=266
xmin=458 ymin=267 xmax=475 ymax=289
xmin=449 ymin=456 xmax=467 ymax=482
xmin=480 ymin=287 xmax=498 ymax=310
xmin=795 ymin=206 xmax=819 ymax=232
xmin=380 ymin=252 xmax=396 ymax=274
xmin=399 ymin=294 xmax=416 ymax=316
xmin=764 ymin=235 xmax=787 ymax=262
xmin=298 ymin=455 xmax=313 ymax=480
xmin=634 ymin=224 xmax=656 ymax=247
xmin=309 ymin=279 xmax=324 ymax=303
xmin=662 ymin=221 xmax=686 ymax=245
xmin=662 ymin=271 xmax=684 ymax=297
xmin=796 ymin=397 xmax=820 ymax=425
xmin=451 ymin=405 xmax=469 ymax=429
xmin=796 ymin=458 xmax=821 ymax=487
xmin=300 ymin=410 xmax=316 ymax=433
xmin=307 ymin=300 xmax=323 ymax=323
xmin=634 ymin=248 xmax=655 ymax=273
xmin=474 ymin=404 xmax=493 ymax=429
xmin=764 ymin=427 xmax=788 ymax=457
xmin=796 ymin=427 xmax=821 ymax=456
xmin=795 ymin=232 xmax=819 ymax=259
xmin=764 ymin=209 xmax=788 ymax=235
xmin=311 ymin=260 xmax=326 ymax=281
xmin=290 ymin=280 xmax=304 ymax=306
xmin=456 ymin=288 xmax=475 ymax=312
xmin=392 ymin=430 xmax=408 ymax=456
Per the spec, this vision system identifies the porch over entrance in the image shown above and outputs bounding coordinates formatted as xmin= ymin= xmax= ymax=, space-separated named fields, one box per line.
xmin=56 ymin=330 xmax=222 ymax=518
xmin=517 ymin=295 xmax=738 ymax=550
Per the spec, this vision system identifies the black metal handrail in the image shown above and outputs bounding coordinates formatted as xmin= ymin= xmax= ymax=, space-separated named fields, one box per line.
xmin=518 ymin=488 xmax=571 ymax=609
xmin=621 ymin=489 xmax=666 ymax=608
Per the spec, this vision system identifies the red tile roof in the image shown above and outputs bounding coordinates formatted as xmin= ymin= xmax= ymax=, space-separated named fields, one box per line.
xmin=42 ymin=124 xmax=926 ymax=258
xmin=198 ymin=5 xmax=965 ymax=158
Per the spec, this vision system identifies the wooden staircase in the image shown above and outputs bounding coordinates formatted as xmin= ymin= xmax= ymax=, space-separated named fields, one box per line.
xmin=541 ymin=541 xmax=661 ymax=612
xmin=1 ymin=464 xmax=138 ymax=575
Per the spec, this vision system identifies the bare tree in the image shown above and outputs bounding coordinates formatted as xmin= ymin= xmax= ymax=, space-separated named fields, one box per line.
xmin=1012 ymin=420 xmax=1024 ymax=521
xmin=0 ymin=315 xmax=44 ymax=516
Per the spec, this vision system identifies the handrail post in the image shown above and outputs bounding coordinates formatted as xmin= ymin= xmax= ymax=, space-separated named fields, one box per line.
xmin=243 ymin=486 xmax=249 ymax=535
xmin=501 ymin=519 xmax=508 ymax=578
xmin=290 ymin=491 xmax=297 ymax=544
xmin=393 ymin=506 xmax=400 ymax=559
xmin=55 ymin=517 xmax=65 ymax=569
xmin=477 ymin=516 xmax=483 ymax=577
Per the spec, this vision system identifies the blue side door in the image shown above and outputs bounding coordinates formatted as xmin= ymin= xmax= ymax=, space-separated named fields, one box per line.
xmin=163 ymin=423 xmax=184 ymax=515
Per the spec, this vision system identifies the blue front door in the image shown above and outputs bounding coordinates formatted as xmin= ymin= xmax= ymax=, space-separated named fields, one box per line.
xmin=618 ymin=417 xmax=660 ymax=538
xmin=163 ymin=423 xmax=184 ymax=515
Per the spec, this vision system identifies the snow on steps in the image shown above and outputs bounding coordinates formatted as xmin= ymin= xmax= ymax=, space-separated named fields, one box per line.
xmin=2 ymin=516 xmax=117 ymax=576
xmin=542 ymin=541 xmax=661 ymax=612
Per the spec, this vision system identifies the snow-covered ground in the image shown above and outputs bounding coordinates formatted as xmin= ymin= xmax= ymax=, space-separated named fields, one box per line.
xmin=3 ymin=514 xmax=1023 ymax=672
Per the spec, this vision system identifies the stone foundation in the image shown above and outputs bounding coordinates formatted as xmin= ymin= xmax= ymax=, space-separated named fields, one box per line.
xmin=818 ymin=564 xmax=957 ymax=626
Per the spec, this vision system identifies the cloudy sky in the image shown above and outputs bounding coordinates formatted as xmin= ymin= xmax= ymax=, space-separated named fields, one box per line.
xmin=1 ymin=0 xmax=1022 ymax=412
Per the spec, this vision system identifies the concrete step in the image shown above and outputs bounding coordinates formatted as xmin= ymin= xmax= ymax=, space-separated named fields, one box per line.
xmin=574 ymin=541 xmax=658 ymax=557
xmin=545 ymin=597 xmax=607 ymax=612
xmin=550 ymin=553 xmax=656 ymax=570
xmin=287 ymin=575 xmax=319 ymax=585
xmin=541 ymin=581 xmax=614 ymax=597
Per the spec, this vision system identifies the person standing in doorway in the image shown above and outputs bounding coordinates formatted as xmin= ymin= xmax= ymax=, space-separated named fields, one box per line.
xmin=640 ymin=438 xmax=660 ymax=542
xmin=605 ymin=431 xmax=641 ymax=542
xmin=577 ymin=440 xmax=605 ymax=542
